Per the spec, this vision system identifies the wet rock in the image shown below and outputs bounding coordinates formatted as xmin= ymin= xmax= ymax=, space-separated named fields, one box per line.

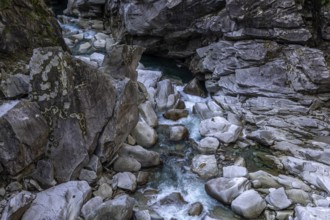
xmin=223 ymin=166 xmax=248 ymax=178
xmin=294 ymin=206 xmax=330 ymax=220
xmin=86 ymin=155 xmax=102 ymax=176
xmin=137 ymin=171 xmax=150 ymax=186
xmin=199 ymin=116 xmax=241 ymax=144
xmin=93 ymin=183 xmax=113 ymax=200
xmin=113 ymin=172 xmax=137 ymax=191
xmin=285 ymin=189 xmax=310 ymax=206
xmin=169 ymin=125 xmax=189 ymax=141
xmin=249 ymin=171 xmax=281 ymax=189
xmin=197 ymin=137 xmax=220 ymax=154
xmin=1 ymin=191 xmax=35 ymax=220
xmin=188 ymin=202 xmax=203 ymax=216
xmin=118 ymin=144 xmax=161 ymax=168
xmin=163 ymin=109 xmax=189 ymax=121
xmin=205 ymin=177 xmax=250 ymax=204
xmin=266 ymin=187 xmax=292 ymax=210
xmin=22 ymin=181 xmax=91 ymax=220
xmin=157 ymin=192 xmax=188 ymax=206
xmin=137 ymin=70 xmax=162 ymax=89
xmin=0 ymin=100 xmax=49 ymax=176
xmin=184 ymin=78 xmax=207 ymax=98
xmin=31 ymin=160 xmax=56 ymax=188
xmin=79 ymin=169 xmax=98 ymax=185
xmin=86 ymin=194 xmax=135 ymax=220
xmin=247 ymin=130 xmax=275 ymax=146
xmin=155 ymin=80 xmax=178 ymax=111
xmin=139 ymin=101 xmax=158 ymax=128
xmin=131 ymin=121 xmax=158 ymax=148
xmin=0 ymin=74 xmax=29 ymax=99
xmin=113 ymin=156 xmax=141 ymax=172
xmin=192 ymin=155 xmax=219 ymax=179
xmin=81 ymin=196 xmax=103 ymax=219
xmin=231 ymin=189 xmax=266 ymax=219
xmin=193 ymin=101 xmax=224 ymax=120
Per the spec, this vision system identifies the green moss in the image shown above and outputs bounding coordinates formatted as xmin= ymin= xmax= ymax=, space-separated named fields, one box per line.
xmin=0 ymin=0 xmax=11 ymax=10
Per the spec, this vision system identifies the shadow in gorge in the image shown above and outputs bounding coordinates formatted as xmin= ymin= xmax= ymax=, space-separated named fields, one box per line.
xmin=46 ymin=0 xmax=68 ymax=15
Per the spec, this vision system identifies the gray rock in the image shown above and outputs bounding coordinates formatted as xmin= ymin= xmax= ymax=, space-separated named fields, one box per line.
xmin=247 ymin=130 xmax=275 ymax=146
xmin=137 ymin=69 xmax=162 ymax=89
xmin=169 ymin=125 xmax=189 ymax=141
xmin=266 ymin=187 xmax=292 ymax=210
xmin=134 ymin=210 xmax=151 ymax=220
xmin=86 ymin=155 xmax=102 ymax=176
xmin=90 ymin=52 xmax=105 ymax=66
xmin=199 ymin=116 xmax=241 ymax=144
xmin=155 ymin=80 xmax=178 ymax=111
xmin=81 ymin=196 xmax=103 ymax=219
xmin=113 ymin=156 xmax=141 ymax=172
xmin=286 ymin=189 xmax=311 ymax=206
xmin=231 ymin=189 xmax=266 ymax=219
xmin=156 ymin=192 xmax=187 ymax=207
xmin=249 ymin=170 xmax=281 ymax=189
xmin=192 ymin=155 xmax=219 ymax=179
xmin=139 ymin=101 xmax=158 ymax=128
xmin=0 ymin=100 xmax=49 ymax=176
xmin=131 ymin=121 xmax=158 ymax=148
xmin=197 ymin=137 xmax=220 ymax=154
xmin=188 ymin=202 xmax=203 ymax=216
xmin=276 ymin=175 xmax=311 ymax=192
xmin=86 ymin=194 xmax=135 ymax=220
xmin=0 ymin=74 xmax=29 ymax=99
xmin=193 ymin=101 xmax=224 ymax=120
xmin=137 ymin=171 xmax=150 ymax=186
xmin=113 ymin=172 xmax=137 ymax=191
xmin=79 ymin=169 xmax=98 ymax=185
xmin=183 ymin=78 xmax=207 ymax=98
xmin=6 ymin=182 xmax=23 ymax=193
xmin=93 ymin=183 xmax=113 ymax=200
xmin=22 ymin=181 xmax=91 ymax=220
xmin=118 ymin=144 xmax=161 ymax=168
xmin=223 ymin=166 xmax=248 ymax=178
xmin=205 ymin=177 xmax=250 ymax=204
xmin=31 ymin=160 xmax=56 ymax=188
xmin=78 ymin=42 xmax=92 ymax=53
xmin=163 ymin=109 xmax=189 ymax=121
xmin=294 ymin=206 xmax=330 ymax=220
xmin=1 ymin=191 xmax=35 ymax=220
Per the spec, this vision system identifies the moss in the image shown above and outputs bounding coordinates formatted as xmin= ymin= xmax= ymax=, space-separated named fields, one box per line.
xmin=0 ymin=0 xmax=11 ymax=10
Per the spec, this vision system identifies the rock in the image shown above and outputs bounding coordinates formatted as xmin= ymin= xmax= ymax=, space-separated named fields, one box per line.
xmin=247 ymin=130 xmax=275 ymax=146
xmin=294 ymin=206 xmax=330 ymax=220
xmin=0 ymin=100 xmax=49 ymax=176
xmin=223 ymin=166 xmax=248 ymax=178
xmin=169 ymin=125 xmax=189 ymax=141
xmin=90 ymin=52 xmax=105 ymax=66
xmin=157 ymin=192 xmax=188 ymax=206
xmin=249 ymin=170 xmax=281 ymax=189
xmin=113 ymin=156 xmax=141 ymax=172
xmin=155 ymin=80 xmax=178 ymax=111
xmin=139 ymin=101 xmax=158 ymax=128
xmin=199 ymin=116 xmax=241 ymax=144
xmin=93 ymin=183 xmax=113 ymax=200
xmin=197 ymin=137 xmax=220 ymax=154
xmin=113 ymin=172 xmax=137 ymax=191
xmin=231 ymin=189 xmax=266 ymax=219
xmin=193 ymin=102 xmax=223 ymax=120
xmin=93 ymin=39 xmax=106 ymax=49
xmin=79 ymin=169 xmax=98 ymax=185
xmin=188 ymin=202 xmax=203 ymax=216
xmin=137 ymin=69 xmax=162 ymax=89
xmin=184 ymin=78 xmax=207 ymax=98
xmin=266 ymin=187 xmax=292 ymax=210
xmin=205 ymin=177 xmax=250 ymax=204
xmin=131 ymin=121 xmax=158 ymax=148
xmin=118 ymin=144 xmax=161 ymax=168
xmin=191 ymin=155 xmax=219 ymax=179
xmin=276 ymin=175 xmax=311 ymax=192
xmin=286 ymin=189 xmax=310 ymax=206
xmin=0 ymin=74 xmax=29 ymax=99
xmin=163 ymin=109 xmax=189 ymax=121
xmin=81 ymin=196 xmax=103 ymax=219
xmin=31 ymin=159 xmax=56 ymax=188
xmin=134 ymin=210 xmax=151 ymax=220
xmin=1 ymin=191 xmax=35 ymax=220
xmin=137 ymin=171 xmax=150 ymax=186
xmin=22 ymin=181 xmax=91 ymax=220
xmin=78 ymin=42 xmax=92 ymax=53
xmin=86 ymin=155 xmax=102 ymax=176
xmin=86 ymin=195 xmax=135 ymax=220
xmin=6 ymin=182 xmax=23 ymax=193
xmin=234 ymin=157 xmax=246 ymax=167
xmin=0 ymin=188 xmax=5 ymax=197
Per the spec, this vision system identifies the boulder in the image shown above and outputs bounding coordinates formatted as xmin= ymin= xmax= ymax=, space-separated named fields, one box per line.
xmin=93 ymin=183 xmax=113 ymax=200
xmin=85 ymin=155 xmax=102 ymax=176
xmin=1 ymin=191 xmax=35 ymax=220
xmin=188 ymin=202 xmax=203 ymax=216
xmin=163 ymin=109 xmax=189 ymax=121
xmin=113 ymin=156 xmax=141 ymax=172
xmin=81 ymin=196 xmax=103 ymax=219
xmin=118 ymin=144 xmax=161 ymax=168
xmin=0 ymin=100 xmax=49 ymax=176
xmin=183 ymin=78 xmax=207 ymax=98
xmin=0 ymin=74 xmax=29 ymax=99
xmin=79 ymin=169 xmax=98 ymax=185
xmin=155 ymin=80 xmax=178 ymax=111
xmin=223 ymin=166 xmax=248 ymax=178
xmin=197 ymin=137 xmax=220 ymax=154
xmin=131 ymin=121 xmax=158 ymax=148
xmin=294 ymin=206 xmax=330 ymax=220
xmin=113 ymin=172 xmax=137 ymax=191
xmin=31 ymin=160 xmax=56 ymax=188
xmin=247 ymin=130 xmax=275 ymax=147
xmin=90 ymin=52 xmax=105 ymax=66
xmin=156 ymin=192 xmax=188 ymax=207
xmin=205 ymin=177 xmax=250 ymax=204
xmin=86 ymin=195 xmax=135 ymax=220
xmin=169 ymin=125 xmax=189 ymax=141
xmin=286 ymin=189 xmax=311 ymax=206
xmin=22 ymin=181 xmax=91 ymax=220
xmin=139 ymin=101 xmax=158 ymax=128
xmin=199 ymin=116 xmax=241 ymax=143
xmin=266 ymin=187 xmax=292 ymax=210
xmin=249 ymin=170 xmax=281 ymax=189
xmin=137 ymin=69 xmax=162 ymax=89
xmin=231 ymin=189 xmax=266 ymax=219
xmin=191 ymin=155 xmax=219 ymax=179
xmin=134 ymin=210 xmax=151 ymax=220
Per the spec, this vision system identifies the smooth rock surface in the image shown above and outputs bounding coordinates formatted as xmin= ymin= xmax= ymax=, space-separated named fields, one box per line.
xmin=131 ymin=121 xmax=158 ymax=148
xmin=191 ymin=155 xmax=219 ymax=179
xmin=223 ymin=166 xmax=248 ymax=178
xmin=266 ymin=187 xmax=292 ymax=210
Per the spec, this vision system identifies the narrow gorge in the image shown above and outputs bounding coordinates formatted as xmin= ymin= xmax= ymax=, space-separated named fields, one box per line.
xmin=1 ymin=0 xmax=330 ymax=219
